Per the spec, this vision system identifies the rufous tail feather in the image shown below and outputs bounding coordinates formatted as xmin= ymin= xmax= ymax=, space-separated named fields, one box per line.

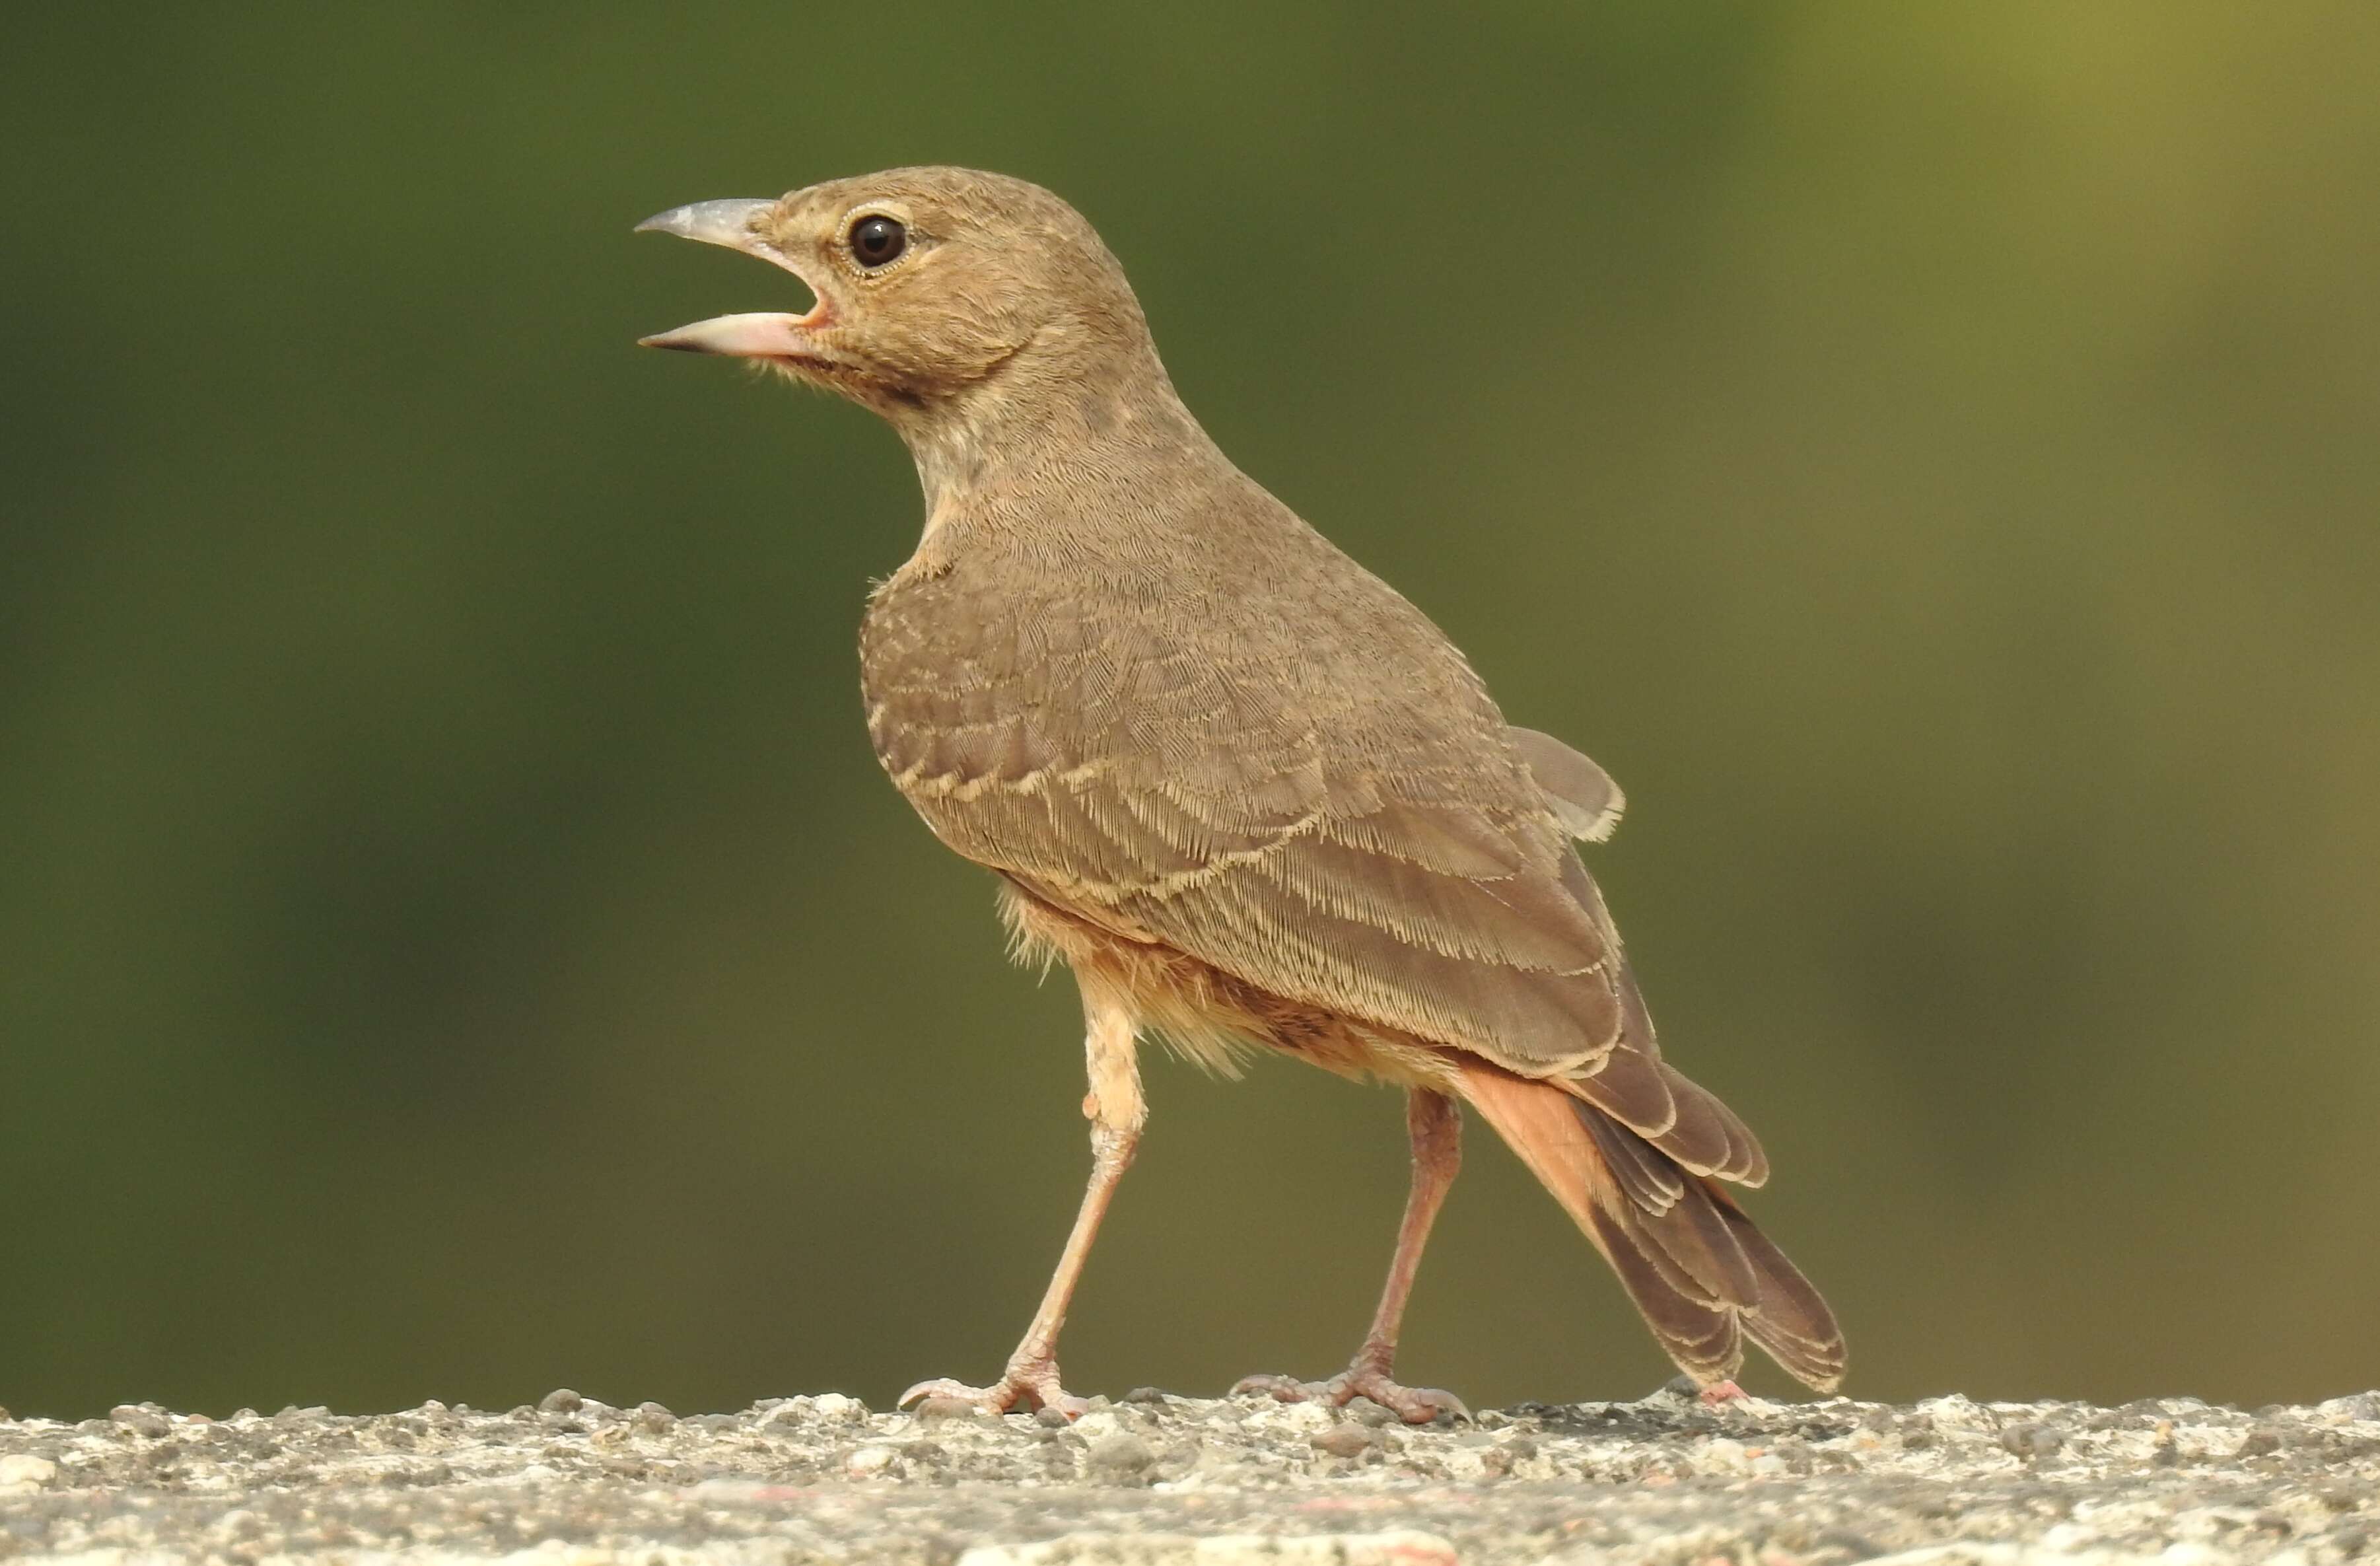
xmin=1452 ymin=1058 xmax=1844 ymax=1393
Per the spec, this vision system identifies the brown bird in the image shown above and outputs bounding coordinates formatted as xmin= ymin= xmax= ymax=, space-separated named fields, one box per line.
xmin=637 ymin=166 xmax=1844 ymax=1422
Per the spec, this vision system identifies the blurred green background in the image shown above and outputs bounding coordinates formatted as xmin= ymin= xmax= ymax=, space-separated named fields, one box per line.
xmin=5 ymin=2 xmax=2375 ymax=1421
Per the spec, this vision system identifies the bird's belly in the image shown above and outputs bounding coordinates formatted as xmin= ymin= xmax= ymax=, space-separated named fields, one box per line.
xmin=995 ymin=878 xmax=1459 ymax=1090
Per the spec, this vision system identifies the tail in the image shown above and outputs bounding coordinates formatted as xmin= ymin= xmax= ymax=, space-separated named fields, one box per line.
xmin=1452 ymin=1056 xmax=1845 ymax=1393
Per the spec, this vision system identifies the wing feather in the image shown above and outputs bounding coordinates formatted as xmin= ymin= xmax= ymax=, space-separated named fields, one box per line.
xmin=860 ymin=511 xmax=1656 ymax=1076
xmin=1510 ymin=725 xmax=1625 ymax=842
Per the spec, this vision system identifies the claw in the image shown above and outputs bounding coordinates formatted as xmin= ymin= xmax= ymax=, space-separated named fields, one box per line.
xmin=899 ymin=1376 xmax=988 ymax=1409
xmin=1697 ymin=1379 xmax=1748 ymax=1407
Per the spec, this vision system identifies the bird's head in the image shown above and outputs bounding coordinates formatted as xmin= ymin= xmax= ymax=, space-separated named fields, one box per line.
xmin=636 ymin=166 xmax=1158 ymax=424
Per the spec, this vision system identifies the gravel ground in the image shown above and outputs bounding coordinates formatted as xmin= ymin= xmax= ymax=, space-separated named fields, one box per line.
xmin=1 ymin=1385 xmax=2374 ymax=1565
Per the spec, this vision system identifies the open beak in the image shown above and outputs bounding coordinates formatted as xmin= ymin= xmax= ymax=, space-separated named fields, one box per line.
xmin=635 ymin=198 xmax=824 ymax=357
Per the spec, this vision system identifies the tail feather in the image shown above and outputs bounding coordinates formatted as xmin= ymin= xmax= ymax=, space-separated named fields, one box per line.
xmin=1582 ymin=1199 xmax=1743 ymax=1382
xmin=1655 ymin=1065 xmax=1769 ymax=1187
xmin=1708 ymin=1190 xmax=1847 ymax=1390
xmin=1576 ymin=1096 xmax=1687 ymax=1214
xmin=1570 ymin=1029 xmax=1678 ymax=1138
xmin=1453 ymin=1057 xmax=1844 ymax=1394
xmin=1564 ymin=961 xmax=1770 ymax=1187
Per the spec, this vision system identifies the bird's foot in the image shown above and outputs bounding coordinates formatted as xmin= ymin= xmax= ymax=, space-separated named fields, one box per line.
xmin=1232 ymin=1366 xmax=1470 ymax=1426
xmin=899 ymin=1356 xmax=1087 ymax=1420
xmin=1697 ymin=1379 xmax=1748 ymax=1407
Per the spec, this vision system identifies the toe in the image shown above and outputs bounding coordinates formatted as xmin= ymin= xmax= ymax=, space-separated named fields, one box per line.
xmin=902 ymin=1367 xmax=1088 ymax=1419
xmin=1234 ymin=1368 xmax=1464 ymax=1424
xmin=899 ymin=1377 xmax=985 ymax=1410
xmin=1387 ymin=1386 xmax=1471 ymax=1425
xmin=1340 ymin=1372 xmax=1469 ymax=1425
xmin=1033 ymin=1386 xmax=1090 ymax=1420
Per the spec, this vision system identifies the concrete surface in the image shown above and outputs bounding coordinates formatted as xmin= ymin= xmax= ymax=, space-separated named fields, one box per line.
xmin=1 ymin=1385 xmax=2373 ymax=1565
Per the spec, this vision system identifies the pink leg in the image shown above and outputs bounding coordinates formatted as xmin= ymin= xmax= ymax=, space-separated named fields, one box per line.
xmin=901 ymin=985 xmax=1143 ymax=1418
xmin=1236 ymin=1088 xmax=1471 ymax=1424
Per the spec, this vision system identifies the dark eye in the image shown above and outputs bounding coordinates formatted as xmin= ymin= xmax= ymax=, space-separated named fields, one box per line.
xmin=849 ymin=215 xmax=907 ymax=268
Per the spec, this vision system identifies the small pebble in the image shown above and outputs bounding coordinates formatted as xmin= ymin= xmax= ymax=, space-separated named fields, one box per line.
xmin=1086 ymin=1433 xmax=1156 ymax=1477
xmin=1267 ymin=1401 xmax=1333 ymax=1431
xmin=0 ymin=1455 xmax=57 ymax=1491
xmin=1311 ymin=1425 xmax=1378 ymax=1459
xmin=912 ymin=1396 xmax=983 ymax=1425
xmin=1998 ymin=1423 xmax=2064 ymax=1460
xmin=108 ymin=1406 xmax=172 ymax=1439
xmin=538 ymin=1389 xmax=583 ymax=1415
xmin=635 ymin=1402 xmax=676 ymax=1432
xmin=1034 ymin=1407 xmax=1073 ymax=1429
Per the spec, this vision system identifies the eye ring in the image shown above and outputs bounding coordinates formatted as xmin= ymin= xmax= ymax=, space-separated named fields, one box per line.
xmin=848 ymin=214 xmax=908 ymax=269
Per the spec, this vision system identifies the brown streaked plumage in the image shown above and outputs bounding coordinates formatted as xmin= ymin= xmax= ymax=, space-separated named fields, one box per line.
xmin=637 ymin=166 xmax=1844 ymax=1420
